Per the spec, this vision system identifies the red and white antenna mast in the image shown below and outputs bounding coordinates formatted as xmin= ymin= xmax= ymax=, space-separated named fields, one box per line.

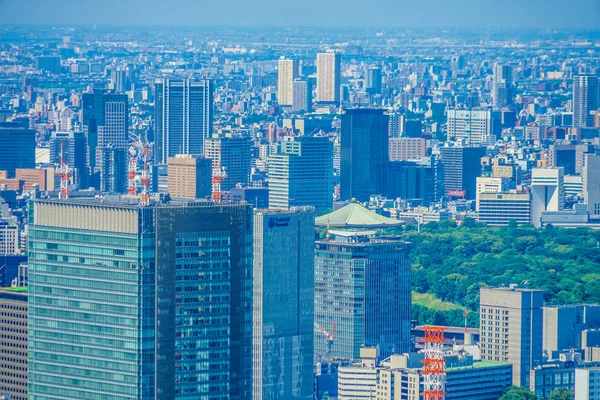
xmin=55 ymin=142 xmax=71 ymax=199
xmin=211 ymin=164 xmax=227 ymax=201
xmin=127 ymin=140 xmax=138 ymax=195
xmin=140 ymin=144 xmax=150 ymax=206
xmin=422 ymin=326 xmax=446 ymax=400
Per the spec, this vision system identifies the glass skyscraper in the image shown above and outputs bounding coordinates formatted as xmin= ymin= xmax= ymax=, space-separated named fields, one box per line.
xmin=267 ymin=136 xmax=333 ymax=212
xmin=314 ymin=232 xmax=411 ymax=360
xmin=252 ymin=209 xmax=315 ymax=400
xmin=154 ymin=79 xmax=213 ymax=163
xmin=340 ymin=108 xmax=389 ymax=202
xmin=28 ymin=198 xmax=252 ymax=400
xmin=440 ymin=145 xmax=486 ymax=200
xmin=82 ymin=90 xmax=129 ymax=189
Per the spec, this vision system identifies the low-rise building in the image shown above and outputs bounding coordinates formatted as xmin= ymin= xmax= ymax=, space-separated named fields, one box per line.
xmin=339 ymin=350 xmax=512 ymax=400
xmin=476 ymin=192 xmax=531 ymax=226
xmin=0 ymin=287 xmax=28 ymax=400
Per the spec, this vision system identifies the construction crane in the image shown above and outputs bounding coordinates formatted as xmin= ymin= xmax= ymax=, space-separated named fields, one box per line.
xmin=55 ymin=142 xmax=71 ymax=199
xmin=127 ymin=140 xmax=138 ymax=195
xmin=211 ymin=164 xmax=227 ymax=201
xmin=127 ymin=133 xmax=152 ymax=206
xmin=314 ymin=321 xmax=336 ymax=358
xmin=140 ymin=144 xmax=150 ymax=206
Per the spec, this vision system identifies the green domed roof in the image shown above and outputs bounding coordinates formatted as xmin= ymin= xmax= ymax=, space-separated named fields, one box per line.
xmin=315 ymin=202 xmax=403 ymax=228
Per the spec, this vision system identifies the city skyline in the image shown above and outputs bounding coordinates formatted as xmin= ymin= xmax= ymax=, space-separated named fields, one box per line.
xmin=1 ymin=12 xmax=600 ymax=400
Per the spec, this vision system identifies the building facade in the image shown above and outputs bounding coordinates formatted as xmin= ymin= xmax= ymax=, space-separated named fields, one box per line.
xmin=204 ymin=136 xmax=251 ymax=192
xmin=0 ymin=287 xmax=27 ymax=400
xmin=49 ymin=131 xmax=88 ymax=188
xmin=543 ymin=305 xmax=600 ymax=354
xmin=0 ymin=221 xmax=19 ymax=255
xmin=340 ymin=109 xmax=389 ymax=202
xmin=446 ymin=109 xmax=501 ymax=145
xmin=480 ymin=286 xmax=544 ymax=387
xmin=100 ymin=146 xmax=127 ymax=194
xmin=476 ymin=192 xmax=531 ymax=226
xmin=573 ymin=75 xmax=599 ymax=128
xmin=314 ymin=232 xmax=411 ymax=360
xmin=440 ymin=146 xmax=485 ymax=200
xmin=252 ymin=209 xmax=315 ymax=400
xmin=277 ymin=58 xmax=300 ymax=106
xmin=530 ymin=167 xmax=564 ymax=228
xmin=268 ymin=136 xmax=333 ymax=211
xmin=575 ymin=367 xmax=600 ymax=400
xmin=292 ymin=79 xmax=310 ymax=112
xmin=155 ymin=79 xmax=213 ymax=163
xmin=316 ymin=51 xmax=341 ymax=103
xmin=167 ymin=154 xmax=212 ymax=198
xmin=389 ymin=138 xmax=426 ymax=161
xmin=341 ymin=352 xmax=512 ymax=400
xmin=0 ymin=127 xmax=35 ymax=177
xmin=28 ymin=198 xmax=253 ymax=400
xmin=583 ymin=153 xmax=600 ymax=216
xmin=387 ymin=161 xmax=436 ymax=206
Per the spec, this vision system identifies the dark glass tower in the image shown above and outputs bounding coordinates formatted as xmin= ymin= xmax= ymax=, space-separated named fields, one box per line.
xmin=253 ymin=209 xmax=315 ymax=400
xmin=340 ymin=108 xmax=389 ymax=202
xmin=82 ymin=90 xmax=129 ymax=189
xmin=440 ymin=146 xmax=485 ymax=200
xmin=155 ymin=79 xmax=213 ymax=164
xmin=0 ymin=127 xmax=35 ymax=177
xmin=28 ymin=198 xmax=253 ymax=400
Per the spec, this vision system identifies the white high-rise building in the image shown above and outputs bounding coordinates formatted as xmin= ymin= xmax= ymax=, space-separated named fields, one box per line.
xmin=446 ymin=109 xmax=501 ymax=145
xmin=492 ymin=64 xmax=514 ymax=108
xmin=316 ymin=51 xmax=341 ymax=103
xmin=277 ymin=58 xmax=299 ymax=106
xmin=0 ymin=221 xmax=19 ymax=255
xmin=530 ymin=167 xmax=564 ymax=227
xmin=575 ymin=367 xmax=600 ymax=400
xmin=583 ymin=153 xmax=600 ymax=215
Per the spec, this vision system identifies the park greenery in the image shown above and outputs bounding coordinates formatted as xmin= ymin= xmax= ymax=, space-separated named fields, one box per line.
xmin=498 ymin=386 xmax=574 ymax=400
xmin=317 ymin=218 xmax=600 ymax=328
xmin=498 ymin=386 xmax=538 ymax=400
xmin=402 ymin=219 xmax=600 ymax=326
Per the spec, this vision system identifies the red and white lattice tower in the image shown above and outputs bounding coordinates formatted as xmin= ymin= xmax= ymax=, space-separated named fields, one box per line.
xmin=127 ymin=141 xmax=138 ymax=195
xmin=140 ymin=144 xmax=151 ymax=206
xmin=55 ymin=142 xmax=71 ymax=199
xmin=211 ymin=165 xmax=227 ymax=201
xmin=422 ymin=326 xmax=445 ymax=400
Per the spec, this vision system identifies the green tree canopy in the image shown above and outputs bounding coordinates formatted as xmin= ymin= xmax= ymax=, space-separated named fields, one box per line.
xmin=499 ymin=386 xmax=538 ymax=400
xmin=548 ymin=388 xmax=574 ymax=400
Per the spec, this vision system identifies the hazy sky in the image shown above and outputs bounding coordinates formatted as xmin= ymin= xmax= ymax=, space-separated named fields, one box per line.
xmin=1 ymin=0 xmax=599 ymax=29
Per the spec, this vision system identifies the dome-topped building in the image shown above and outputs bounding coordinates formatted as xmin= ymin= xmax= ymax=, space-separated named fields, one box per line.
xmin=315 ymin=200 xmax=403 ymax=228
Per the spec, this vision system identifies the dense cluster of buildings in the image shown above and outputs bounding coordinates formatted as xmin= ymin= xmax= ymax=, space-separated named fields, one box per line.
xmin=0 ymin=25 xmax=599 ymax=399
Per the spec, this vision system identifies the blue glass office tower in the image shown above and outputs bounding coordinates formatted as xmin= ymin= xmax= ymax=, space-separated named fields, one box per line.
xmin=314 ymin=232 xmax=411 ymax=360
xmin=340 ymin=109 xmax=389 ymax=202
xmin=252 ymin=209 xmax=315 ymax=400
xmin=155 ymin=79 xmax=213 ymax=163
xmin=28 ymin=198 xmax=252 ymax=400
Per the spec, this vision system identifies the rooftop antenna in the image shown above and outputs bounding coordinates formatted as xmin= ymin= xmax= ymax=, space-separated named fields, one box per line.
xmin=55 ymin=142 xmax=71 ymax=199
